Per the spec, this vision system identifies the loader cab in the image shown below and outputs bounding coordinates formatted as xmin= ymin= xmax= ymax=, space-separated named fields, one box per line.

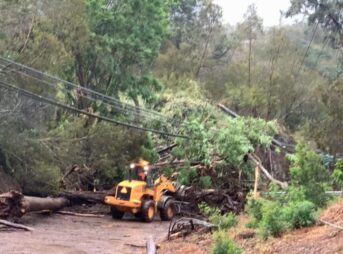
xmin=128 ymin=163 xmax=154 ymax=187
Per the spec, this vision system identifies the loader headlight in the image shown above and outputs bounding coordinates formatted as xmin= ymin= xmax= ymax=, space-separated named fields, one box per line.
xmin=130 ymin=163 xmax=135 ymax=169
xmin=144 ymin=165 xmax=149 ymax=171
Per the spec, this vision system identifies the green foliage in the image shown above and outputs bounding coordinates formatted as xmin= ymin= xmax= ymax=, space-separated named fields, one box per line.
xmin=167 ymin=88 xmax=277 ymax=169
xmin=282 ymin=200 xmax=316 ymax=229
xmin=139 ymin=135 xmax=159 ymax=164
xmin=199 ymin=176 xmax=212 ymax=189
xmin=212 ymin=231 xmax=243 ymax=254
xmin=199 ymin=203 xmax=238 ymax=230
xmin=251 ymin=197 xmax=316 ymax=239
xmin=258 ymin=201 xmax=287 ymax=239
xmin=246 ymin=198 xmax=263 ymax=222
xmin=332 ymin=160 xmax=343 ymax=189
xmin=81 ymin=0 xmax=169 ymax=102
xmin=163 ymin=167 xmax=174 ymax=178
xmin=289 ymin=144 xmax=330 ymax=207
xmin=247 ymin=185 xmax=317 ymax=239
xmin=177 ymin=168 xmax=197 ymax=186
xmin=177 ymin=119 xmax=211 ymax=165
xmin=287 ymin=0 xmax=343 ymax=46
xmin=21 ymin=162 xmax=61 ymax=196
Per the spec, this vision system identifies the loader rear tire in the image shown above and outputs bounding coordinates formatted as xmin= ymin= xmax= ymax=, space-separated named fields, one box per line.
xmin=141 ymin=200 xmax=155 ymax=222
xmin=111 ymin=207 xmax=124 ymax=219
xmin=159 ymin=199 xmax=176 ymax=221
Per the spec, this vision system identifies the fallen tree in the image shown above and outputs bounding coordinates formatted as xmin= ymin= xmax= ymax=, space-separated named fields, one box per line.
xmin=59 ymin=190 xmax=111 ymax=204
xmin=0 ymin=191 xmax=69 ymax=219
xmin=248 ymin=153 xmax=288 ymax=189
xmin=168 ymin=217 xmax=215 ymax=239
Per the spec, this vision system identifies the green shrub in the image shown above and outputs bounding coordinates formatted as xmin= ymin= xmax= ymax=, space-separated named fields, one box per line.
xmin=247 ymin=192 xmax=318 ymax=239
xmin=213 ymin=212 xmax=238 ymax=230
xmin=212 ymin=231 xmax=243 ymax=254
xmin=163 ymin=167 xmax=174 ymax=178
xmin=245 ymin=219 xmax=259 ymax=229
xmin=21 ymin=162 xmax=61 ymax=196
xmin=199 ymin=203 xmax=238 ymax=230
xmin=332 ymin=160 xmax=343 ymax=189
xmin=177 ymin=168 xmax=197 ymax=185
xmin=199 ymin=176 xmax=212 ymax=188
xmin=282 ymin=201 xmax=316 ymax=229
xmin=259 ymin=201 xmax=287 ymax=239
xmin=246 ymin=198 xmax=263 ymax=222
xmin=286 ymin=186 xmax=307 ymax=203
xmin=288 ymin=144 xmax=330 ymax=207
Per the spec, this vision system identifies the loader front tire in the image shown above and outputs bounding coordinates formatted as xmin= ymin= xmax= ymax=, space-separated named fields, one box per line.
xmin=141 ymin=200 xmax=155 ymax=222
xmin=111 ymin=207 xmax=124 ymax=219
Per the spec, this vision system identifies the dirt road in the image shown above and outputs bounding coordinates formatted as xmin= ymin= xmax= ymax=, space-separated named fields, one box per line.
xmin=0 ymin=213 xmax=170 ymax=254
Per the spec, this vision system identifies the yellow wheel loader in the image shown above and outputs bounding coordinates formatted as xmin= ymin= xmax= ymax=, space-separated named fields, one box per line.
xmin=104 ymin=160 xmax=178 ymax=222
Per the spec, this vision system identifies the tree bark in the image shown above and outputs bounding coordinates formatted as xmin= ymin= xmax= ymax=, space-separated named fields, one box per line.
xmin=0 ymin=191 xmax=69 ymax=219
xmin=248 ymin=36 xmax=252 ymax=87
xmin=59 ymin=190 xmax=112 ymax=204
xmin=253 ymin=166 xmax=260 ymax=198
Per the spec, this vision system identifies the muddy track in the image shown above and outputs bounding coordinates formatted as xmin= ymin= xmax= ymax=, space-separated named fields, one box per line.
xmin=0 ymin=213 xmax=170 ymax=254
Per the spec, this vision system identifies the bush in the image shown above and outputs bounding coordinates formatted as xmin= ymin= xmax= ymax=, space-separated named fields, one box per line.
xmin=246 ymin=198 xmax=263 ymax=222
xmin=20 ymin=162 xmax=61 ymax=196
xmin=283 ymin=201 xmax=316 ymax=229
xmin=288 ymin=144 xmax=330 ymax=207
xmin=259 ymin=201 xmax=287 ymax=239
xmin=332 ymin=160 xmax=343 ymax=189
xmin=199 ymin=203 xmax=238 ymax=230
xmin=247 ymin=195 xmax=317 ymax=239
xmin=199 ymin=176 xmax=212 ymax=188
xmin=177 ymin=168 xmax=197 ymax=185
xmin=212 ymin=231 xmax=243 ymax=254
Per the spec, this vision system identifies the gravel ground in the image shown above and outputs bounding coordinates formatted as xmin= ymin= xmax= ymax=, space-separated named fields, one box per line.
xmin=0 ymin=213 xmax=170 ymax=254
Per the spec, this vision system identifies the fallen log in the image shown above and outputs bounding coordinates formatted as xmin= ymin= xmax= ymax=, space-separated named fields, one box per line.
xmin=0 ymin=219 xmax=34 ymax=231
xmin=319 ymin=219 xmax=343 ymax=231
xmin=0 ymin=191 xmax=69 ymax=219
xmin=59 ymin=190 xmax=111 ymax=204
xmin=168 ymin=217 xmax=215 ymax=239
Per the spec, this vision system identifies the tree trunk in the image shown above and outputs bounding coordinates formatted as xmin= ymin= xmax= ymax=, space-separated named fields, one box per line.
xmin=253 ymin=166 xmax=260 ymax=198
xmin=59 ymin=190 xmax=112 ymax=204
xmin=248 ymin=36 xmax=252 ymax=87
xmin=0 ymin=191 xmax=69 ymax=219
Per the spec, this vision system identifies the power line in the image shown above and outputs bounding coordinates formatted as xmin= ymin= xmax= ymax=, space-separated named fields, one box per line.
xmin=0 ymin=79 xmax=188 ymax=139
xmin=313 ymin=37 xmax=328 ymax=68
xmin=0 ymin=58 xmax=183 ymax=126
xmin=298 ymin=22 xmax=319 ymax=72
xmin=0 ymin=57 xmax=171 ymax=121
xmin=0 ymin=62 xmax=167 ymax=123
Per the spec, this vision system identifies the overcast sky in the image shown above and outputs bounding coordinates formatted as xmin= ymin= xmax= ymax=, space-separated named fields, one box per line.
xmin=214 ymin=0 xmax=300 ymax=27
